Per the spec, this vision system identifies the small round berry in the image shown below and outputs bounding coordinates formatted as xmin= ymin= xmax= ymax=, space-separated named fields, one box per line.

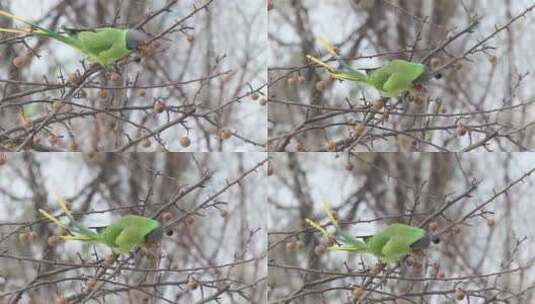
xmin=429 ymin=222 xmax=439 ymax=232
xmin=108 ymin=72 xmax=121 ymax=82
xmin=452 ymin=226 xmax=461 ymax=235
xmin=98 ymin=89 xmax=109 ymax=99
xmin=413 ymin=262 xmax=424 ymax=271
xmin=315 ymin=80 xmax=326 ymax=91
xmin=324 ymin=236 xmax=336 ymax=247
xmin=372 ymin=99 xmax=385 ymax=111
xmin=68 ymin=142 xmax=78 ymax=152
xmin=286 ymin=241 xmax=297 ymax=251
xmin=78 ymin=89 xmax=87 ymax=98
xmin=103 ymin=254 xmax=115 ymax=266
xmin=47 ymin=236 xmax=60 ymax=247
xmin=219 ymin=129 xmax=232 ymax=140
xmin=487 ymin=54 xmax=498 ymax=65
xmin=455 ymin=62 xmax=464 ymax=71
xmin=67 ymin=73 xmax=79 ymax=85
xmin=487 ymin=218 xmax=496 ymax=227
xmin=430 ymin=57 xmax=442 ymax=69
xmin=180 ymin=136 xmax=191 ymax=148
xmin=295 ymin=240 xmax=305 ymax=250
xmin=186 ymin=35 xmax=195 ymax=43
xmin=325 ymin=141 xmax=336 ymax=152
xmin=354 ymin=123 xmax=367 ymax=136
xmin=267 ymin=162 xmax=273 ymax=176
xmin=51 ymin=99 xmax=65 ymax=112
xmin=141 ymin=138 xmax=151 ymax=148
xmin=19 ymin=232 xmax=30 ymax=242
xmin=187 ymin=277 xmax=199 ymax=290
xmin=297 ymin=76 xmax=305 ymax=84
xmin=12 ymin=55 xmax=27 ymax=68
xmin=186 ymin=217 xmax=195 ymax=225
xmin=28 ymin=231 xmax=37 ymax=240
xmin=251 ymin=93 xmax=260 ymax=100
xmin=295 ymin=140 xmax=305 ymax=152
xmin=437 ymin=271 xmax=446 ymax=279
xmin=48 ymin=134 xmax=59 ymax=146
xmin=352 ymin=286 xmax=364 ymax=299
xmin=161 ymin=212 xmax=173 ymax=222
xmin=85 ymin=277 xmax=97 ymax=289
xmin=371 ymin=263 xmax=384 ymax=274
xmin=405 ymin=256 xmax=415 ymax=267
xmin=287 ymin=76 xmax=297 ymax=86
xmin=456 ymin=124 xmax=467 ymax=137
xmin=136 ymin=89 xmax=146 ymax=97
xmin=314 ymin=244 xmax=326 ymax=256
xmin=219 ymin=209 xmax=229 ymax=219
xmin=20 ymin=117 xmax=33 ymax=130
xmin=55 ymin=295 xmax=66 ymax=304
xmin=259 ymin=98 xmax=267 ymax=106
xmin=153 ymin=101 xmax=166 ymax=114
xmin=345 ymin=162 xmax=354 ymax=171
xmin=454 ymin=289 xmax=465 ymax=300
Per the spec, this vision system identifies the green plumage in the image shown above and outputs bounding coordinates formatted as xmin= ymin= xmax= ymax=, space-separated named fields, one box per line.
xmin=0 ymin=10 xmax=136 ymax=66
xmin=306 ymin=204 xmax=429 ymax=263
xmin=39 ymin=196 xmax=162 ymax=254
xmin=307 ymin=38 xmax=426 ymax=97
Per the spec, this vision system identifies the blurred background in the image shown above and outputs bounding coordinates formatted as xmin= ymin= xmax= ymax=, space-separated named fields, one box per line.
xmin=268 ymin=0 xmax=535 ymax=152
xmin=268 ymin=152 xmax=535 ymax=303
xmin=0 ymin=0 xmax=267 ymax=152
xmin=0 ymin=152 xmax=267 ymax=303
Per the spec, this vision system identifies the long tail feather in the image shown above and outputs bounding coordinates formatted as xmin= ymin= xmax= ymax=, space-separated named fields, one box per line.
xmin=319 ymin=36 xmax=339 ymax=57
xmin=39 ymin=209 xmax=68 ymax=229
xmin=0 ymin=27 xmax=31 ymax=35
xmin=55 ymin=193 xmax=74 ymax=220
xmin=61 ymin=234 xmax=95 ymax=241
xmin=54 ymin=194 xmax=97 ymax=236
xmin=0 ymin=9 xmax=48 ymax=34
xmin=322 ymin=202 xmax=339 ymax=227
xmin=305 ymin=218 xmax=329 ymax=238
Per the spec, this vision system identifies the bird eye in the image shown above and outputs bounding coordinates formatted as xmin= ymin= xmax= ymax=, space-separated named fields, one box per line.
xmin=432 ymin=237 xmax=441 ymax=244
xmin=166 ymin=230 xmax=174 ymax=236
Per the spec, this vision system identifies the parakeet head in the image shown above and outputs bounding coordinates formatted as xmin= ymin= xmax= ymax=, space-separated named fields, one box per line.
xmin=126 ymin=29 xmax=150 ymax=50
xmin=410 ymin=233 xmax=440 ymax=249
xmin=145 ymin=226 xmax=164 ymax=245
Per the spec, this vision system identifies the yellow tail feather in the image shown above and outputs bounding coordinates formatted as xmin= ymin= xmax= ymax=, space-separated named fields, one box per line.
xmin=0 ymin=27 xmax=30 ymax=35
xmin=38 ymin=208 xmax=67 ymax=229
xmin=54 ymin=193 xmax=72 ymax=217
xmin=0 ymin=9 xmax=29 ymax=24
xmin=306 ymin=55 xmax=335 ymax=72
xmin=319 ymin=36 xmax=339 ymax=57
xmin=305 ymin=218 xmax=329 ymax=237
xmin=61 ymin=235 xmax=93 ymax=241
xmin=322 ymin=202 xmax=339 ymax=226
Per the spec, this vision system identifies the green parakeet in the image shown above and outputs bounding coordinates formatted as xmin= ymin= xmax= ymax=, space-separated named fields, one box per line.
xmin=0 ymin=9 xmax=149 ymax=66
xmin=39 ymin=196 xmax=163 ymax=254
xmin=305 ymin=204 xmax=439 ymax=263
xmin=306 ymin=38 xmax=429 ymax=97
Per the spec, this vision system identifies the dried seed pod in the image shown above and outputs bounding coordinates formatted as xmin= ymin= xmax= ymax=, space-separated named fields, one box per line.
xmin=180 ymin=136 xmax=191 ymax=148
xmin=314 ymin=244 xmax=326 ymax=256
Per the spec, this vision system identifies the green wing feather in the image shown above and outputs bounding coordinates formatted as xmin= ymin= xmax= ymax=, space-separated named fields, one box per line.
xmin=99 ymin=215 xmax=160 ymax=253
xmin=380 ymin=236 xmax=411 ymax=263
